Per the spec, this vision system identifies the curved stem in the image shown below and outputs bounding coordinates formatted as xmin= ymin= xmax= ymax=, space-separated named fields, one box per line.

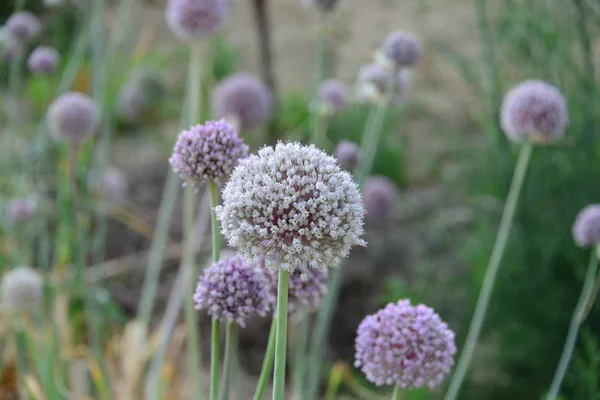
xmin=220 ymin=322 xmax=236 ymax=400
xmin=273 ymin=270 xmax=289 ymax=400
xmin=445 ymin=141 xmax=534 ymax=400
xmin=211 ymin=318 xmax=222 ymax=400
xmin=253 ymin=317 xmax=277 ymax=400
xmin=391 ymin=387 xmax=401 ymax=400
xmin=546 ymin=251 xmax=599 ymax=400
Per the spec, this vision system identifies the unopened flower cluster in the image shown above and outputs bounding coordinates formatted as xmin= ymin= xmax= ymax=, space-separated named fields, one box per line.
xmin=573 ymin=205 xmax=600 ymax=248
xmin=216 ymin=142 xmax=366 ymax=275
xmin=355 ymin=299 xmax=456 ymax=389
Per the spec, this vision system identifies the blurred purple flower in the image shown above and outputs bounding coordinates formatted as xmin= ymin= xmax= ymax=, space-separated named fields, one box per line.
xmin=318 ymin=79 xmax=350 ymax=114
xmin=573 ymin=205 xmax=600 ymax=247
xmin=363 ymin=176 xmax=398 ymax=221
xmin=334 ymin=140 xmax=360 ymax=171
xmin=265 ymin=267 xmax=328 ymax=314
xmin=356 ymin=63 xmax=412 ymax=105
xmin=5 ymin=12 xmax=40 ymax=42
xmin=380 ymin=31 xmax=422 ymax=69
xmin=27 ymin=46 xmax=60 ymax=75
xmin=47 ymin=92 xmax=100 ymax=145
xmin=6 ymin=197 xmax=37 ymax=224
xmin=166 ymin=0 xmax=229 ymax=41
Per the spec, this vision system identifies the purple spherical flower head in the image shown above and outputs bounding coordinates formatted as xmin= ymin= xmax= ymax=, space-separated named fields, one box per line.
xmin=573 ymin=205 xmax=600 ymax=247
xmin=356 ymin=63 xmax=412 ymax=105
xmin=169 ymin=119 xmax=248 ymax=187
xmin=6 ymin=197 xmax=37 ymax=224
xmin=500 ymin=80 xmax=568 ymax=144
xmin=27 ymin=46 xmax=60 ymax=75
xmin=334 ymin=140 xmax=360 ymax=171
xmin=265 ymin=267 xmax=328 ymax=314
xmin=212 ymin=73 xmax=273 ymax=131
xmin=89 ymin=166 xmax=127 ymax=201
xmin=6 ymin=12 xmax=41 ymax=42
xmin=319 ymin=79 xmax=350 ymax=114
xmin=364 ymin=176 xmax=398 ymax=221
xmin=216 ymin=142 xmax=366 ymax=275
xmin=47 ymin=92 xmax=100 ymax=145
xmin=355 ymin=299 xmax=456 ymax=389
xmin=379 ymin=31 xmax=422 ymax=69
xmin=166 ymin=0 xmax=229 ymax=41
xmin=194 ymin=254 xmax=272 ymax=327
xmin=302 ymin=0 xmax=339 ymax=12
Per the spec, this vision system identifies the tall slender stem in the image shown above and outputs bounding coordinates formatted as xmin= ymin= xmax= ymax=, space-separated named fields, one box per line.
xmin=209 ymin=178 xmax=222 ymax=400
xmin=220 ymin=322 xmax=236 ymax=400
xmin=253 ymin=318 xmax=277 ymax=400
xmin=209 ymin=180 xmax=221 ymax=262
xmin=273 ymin=270 xmax=289 ymax=400
xmin=546 ymin=251 xmax=599 ymax=400
xmin=445 ymin=142 xmax=534 ymax=400
xmin=391 ymin=387 xmax=401 ymax=400
xmin=313 ymin=113 xmax=329 ymax=150
xmin=292 ymin=310 xmax=310 ymax=400
xmin=211 ymin=318 xmax=221 ymax=400
xmin=310 ymin=10 xmax=328 ymax=146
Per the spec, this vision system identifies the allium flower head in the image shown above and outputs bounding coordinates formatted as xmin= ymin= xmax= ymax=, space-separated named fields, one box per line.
xmin=500 ymin=80 xmax=568 ymax=144
xmin=169 ymin=119 xmax=248 ymax=187
xmin=43 ymin=0 xmax=66 ymax=8
xmin=166 ymin=0 xmax=229 ymax=42
xmin=265 ymin=267 xmax=328 ymax=314
xmin=334 ymin=140 xmax=360 ymax=171
xmin=27 ymin=46 xmax=60 ymax=75
xmin=379 ymin=31 xmax=422 ymax=69
xmin=47 ymin=92 xmax=100 ymax=145
xmin=216 ymin=142 xmax=366 ymax=274
xmin=318 ymin=79 xmax=350 ymax=114
xmin=573 ymin=205 xmax=600 ymax=247
xmin=364 ymin=176 xmax=398 ymax=221
xmin=302 ymin=0 xmax=339 ymax=12
xmin=89 ymin=166 xmax=127 ymax=201
xmin=212 ymin=73 xmax=273 ymax=131
xmin=6 ymin=12 xmax=41 ymax=42
xmin=355 ymin=299 xmax=456 ymax=389
xmin=6 ymin=197 xmax=37 ymax=224
xmin=194 ymin=254 xmax=272 ymax=327
xmin=1 ymin=266 xmax=43 ymax=313
xmin=356 ymin=63 xmax=412 ymax=105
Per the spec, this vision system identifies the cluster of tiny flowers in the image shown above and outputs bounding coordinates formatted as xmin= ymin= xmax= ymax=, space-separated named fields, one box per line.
xmin=216 ymin=142 xmax=366 ymax=274
xmin=265 ymin=267 xmax=328 ymax=314
xmin=89 ymin=166 xmax=128 ymax=201
xmin=378 ymin=31 xmax=422 ymax=69
xmin=194 ymin=255 xmax=272 ymax=327
xmin=212 ymin=73 xmax=273 ymax=131
xmin=500 ymin=80 xmax=568 ymax=144
xmin=302 ymin=0 xmax=339 ymax=12
xmin=363 ymin=176 xmax=398 ymax=221
xmin=27 ymin=46 xmax=60 ymax=75
xmin=1 ymin=266 xmax=43 ymax=313
xmin=355 ymin=300 xmax=456 ymax=389
xmin=573 ymin=205 xmax=600 ymax=247
xmin=6 ymin=197 xmax=37 ymax=224
xmin=356 ymin=63 xmax=412 ymax=105
xmin=5 ymin=12 xmax=41 ymax=42
xmin=318 ymin=79 xmax=350 ymax=114
xmin=169 ymin=119 xmax=248 ymax=186
xmin=334 ymin=140 xmax=360 ymax=171
xmin=166 ymin=0 xmax=229 ymax=41
xmin=47 ymin=92 xmax=100 ymax=145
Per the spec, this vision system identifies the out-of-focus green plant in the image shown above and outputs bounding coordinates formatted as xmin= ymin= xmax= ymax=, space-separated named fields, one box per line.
xmin=568 ymin=329 xmax=600 ymax=400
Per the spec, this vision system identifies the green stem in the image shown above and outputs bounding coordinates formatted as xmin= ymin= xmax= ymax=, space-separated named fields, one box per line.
xmin=211 ymin=318 xmax=221 ymax=400
xmin=391 ymin=387 xmax=401 ymax=400
xmin=546 ymin=251 xmax=599 ymax=400
xmin=445 ymin=141 xmax=534 ymax=400
xmin=310 ymin=10 xmax=328 ymax=145
xmin=209 ymin=180 xmax=221 ymax=263
xmin=292 ymin=310 xmax=310 ymax=400
xmin=313 ymin=113 xmax=330 ymax=150
xmin=220 ymin=322 xmax=236 ymax=400
xmin=190 ymin=42 xmax=204 ymax=124
xmin=183 ymin=187 xmax=203 ymax=398
xmin=253 ymin=317 xmax=277 ymax=400
xmin=273 ymin=270 xmax=290 ymax=400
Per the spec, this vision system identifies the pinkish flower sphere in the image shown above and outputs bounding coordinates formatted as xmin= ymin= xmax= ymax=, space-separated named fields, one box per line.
xmin=27 ymin=46 xmax=60 ymax=75
xmin=212 ymin=73 xmax=273 ymax=131
xmin=355 ymin=299 xmax=456 ymax=389
xmin=318 ymin=79 xmax=350 ymax=114
xmin=5 ymin=12 xmax=41 ymax=42
xmin=6 ymin=197 xmax=37 ymax=224
xmin=573 ymin=205 xmax=600 ymax=247
xmin=363 ymin=176 xmax=398 ymax=221
xmin=166 ymin=0 xmax=229 ymax=42
xmin=265 ymin=267 xmax=328 ymax=314
xmin=380 ymin=31 xmax=422 ymax=69
xmin=500 ymin=80 xmax=568 ymax=143
xmin=334 ymin=140 xmax=360 ymax=171
xmin=169 ymin=120 xmax=248 ymax=187
xmin=47 ymin=92 xmax=100 ymax=145
xmin=194 ymin=254 xmax=272 ymax=327
xmin=356 ymin=63 xmax=412 ymax=105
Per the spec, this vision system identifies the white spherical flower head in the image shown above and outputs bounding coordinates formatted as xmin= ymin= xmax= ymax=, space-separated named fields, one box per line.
xmin=1 ymin=266 xmax=43 ymax=312
xmin=216 ymin=142 xmax=366 ymax=274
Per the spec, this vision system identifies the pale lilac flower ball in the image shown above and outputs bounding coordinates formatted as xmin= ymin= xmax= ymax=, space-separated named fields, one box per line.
xmin=573 ymin=205 xmax=600 ymax=247
xmin=364 ymin=176 xmax=398 ymax=221
xmin=335 ymin=140 xmax=360 ymax=171
xmin=356 ymin=63 xmax=412 ymax=105
xmin=302 ymin=0 xmax=339 ymax=12
xmin=212 ymin=73 xmax=273 ymax=131
xmin=355 ymin=300 xmax=456 ymax=389
xmin=265 ymin=267 xmax=328 ymax=314
xmin=47 ymin=92 xmax=100 ymax=145
xmin=169 ymin=119 xmax=248 ymax=187
xmin=380 ymin=31 xmax=422 ymax=69
xmin=319 ymin=79 xmax=350 ymax=113
xmin=194 ymin=255 xmax=272 ymax=327
xmin=166 ymin=0 xmax=229 ymax=42
xmin=1 ymin=266 xmax=43 ymax=312
xmin=216 ymin=142 xmax=366 ymax=275
xmin=6 ymin=12 xmax=41 ymax=42
xmin=6 ymin=197 xmax=37 ymax=224
xmin=500 ymin=80 xmax=568 ymax=143
xmin=27 ymin=46 xmax=60 ymax=75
